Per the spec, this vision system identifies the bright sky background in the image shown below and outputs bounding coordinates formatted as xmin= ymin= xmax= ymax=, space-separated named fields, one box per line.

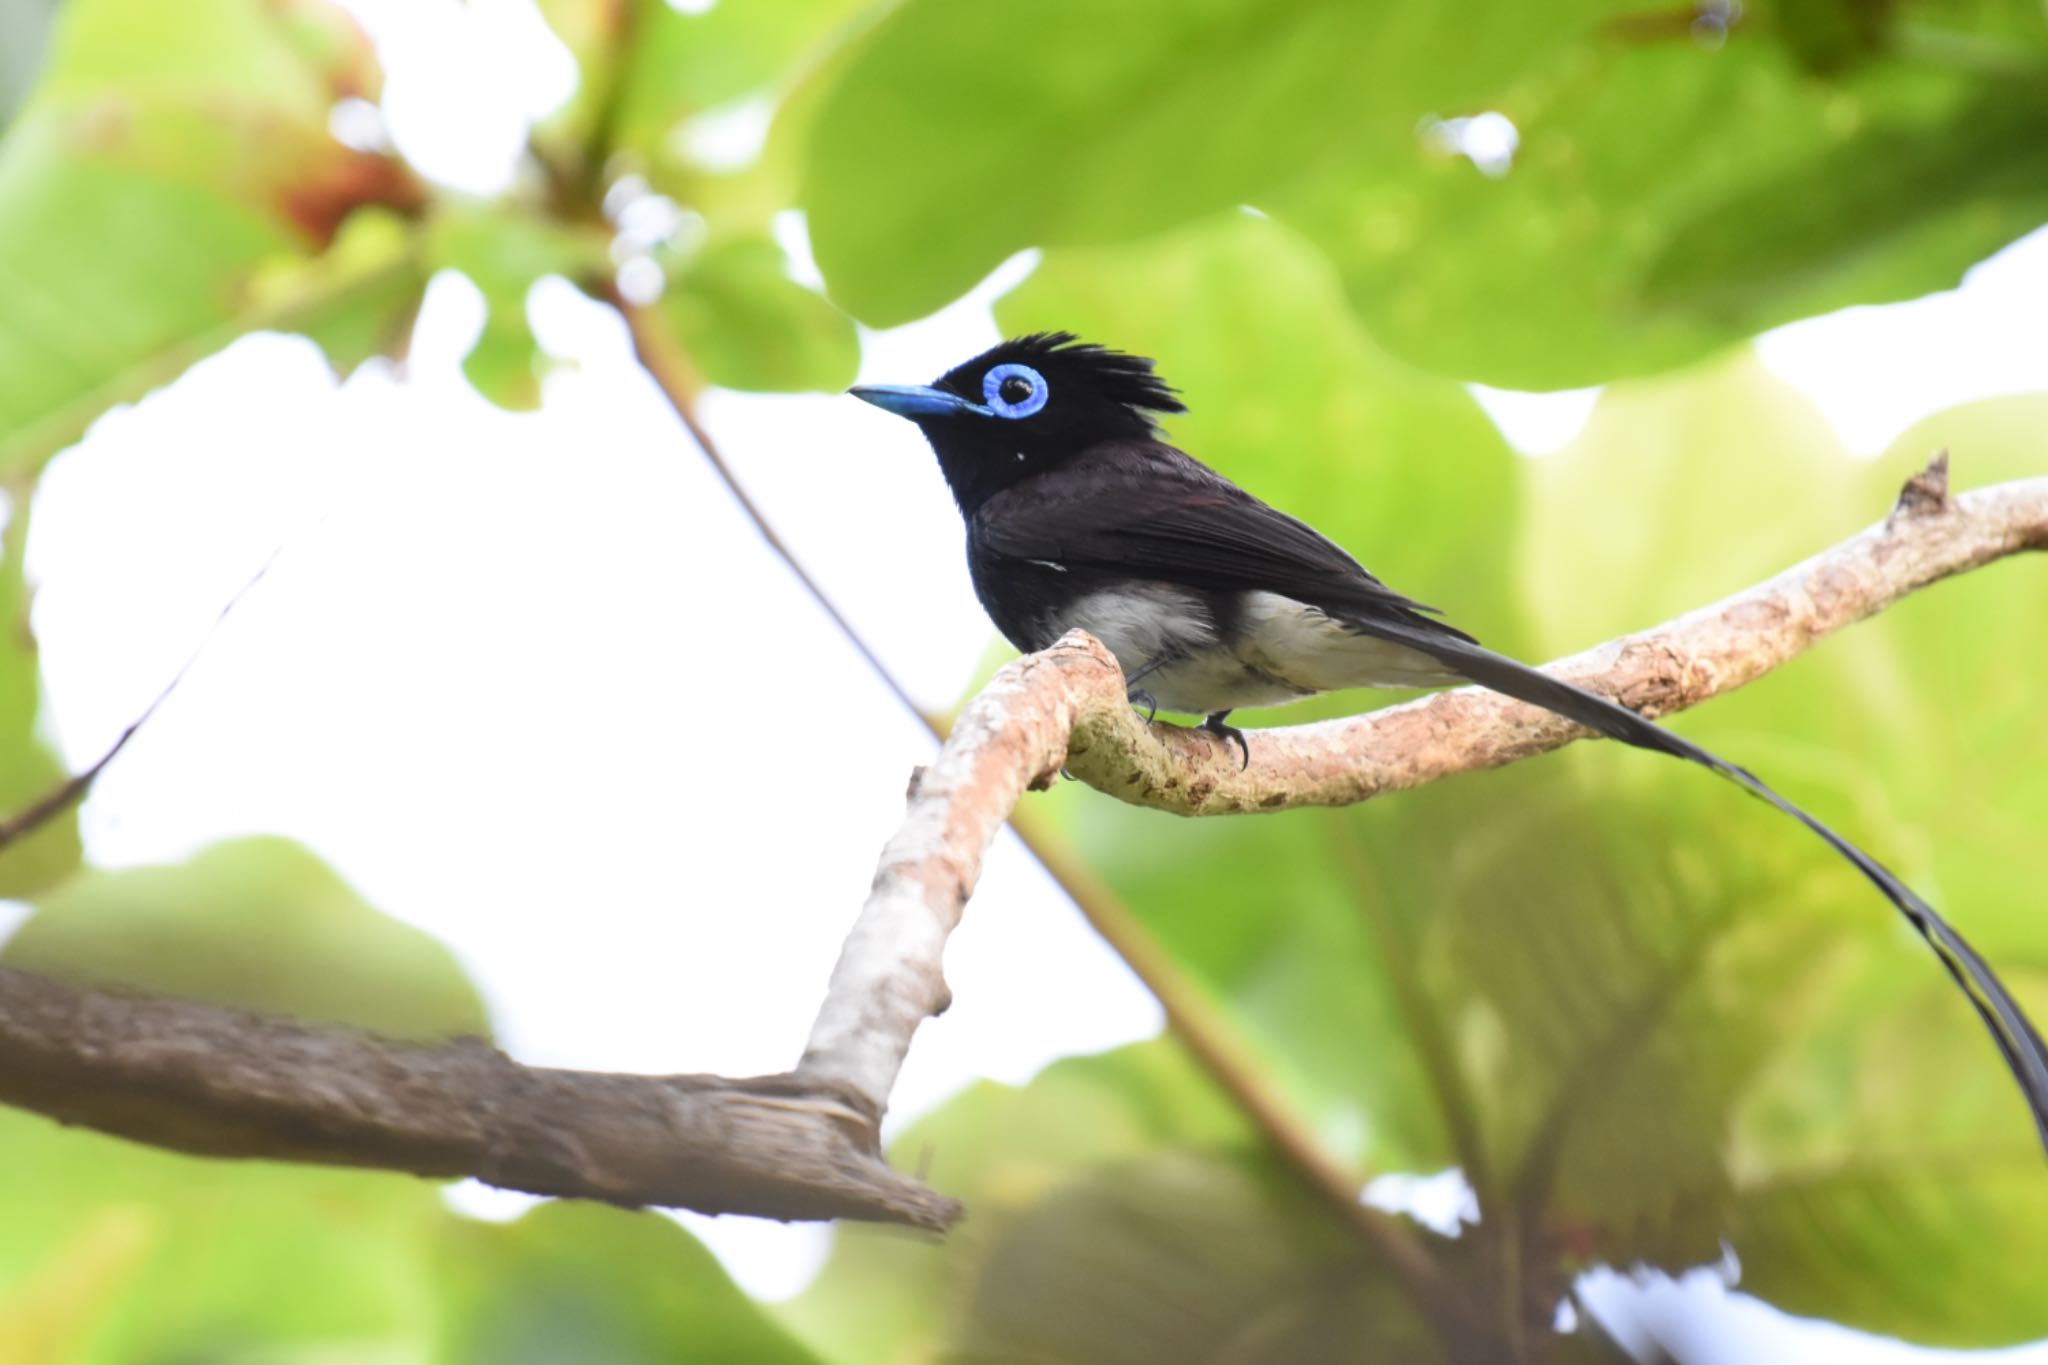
xmin=7 ymin=1 xmax=2047 ymax=1359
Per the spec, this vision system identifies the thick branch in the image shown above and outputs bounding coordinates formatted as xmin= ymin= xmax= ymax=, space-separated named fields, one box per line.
xmin=0 ymin=966 xmax=958 ymax=1229
xmin=1060 ymin=465 xmax=2047 ymax=814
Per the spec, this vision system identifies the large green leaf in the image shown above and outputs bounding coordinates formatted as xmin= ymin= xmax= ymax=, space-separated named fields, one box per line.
xmin=0 ymin=1116 xmax=821 ymax=1364
xmin=0 ymin=492 xmax=80 ymax=898
xmin=803 ymin=0 xmax=1632 ymax=326
xmin=1492 ymin=366 xmax=2048 ymax=1343
xmin=435 ymin=1203 xmax=825 ymax=1365
xmin=952 ymin=1152 xmax=1443 ymax=1365
xmin=0 ymin=0 xmax=424 ymax=476
xmin=4 ymin=835 xmax=490 ymax=1040
xmin=0 ymin=1107 xmax=447 ymax=1365
xmin=660 ymin=234 xmax=859 ymax=393
xmin=788 ymin=1041 xmax=1458 ymax=1364
xmin=1277 ymin=22 xmax=2048 ymax=388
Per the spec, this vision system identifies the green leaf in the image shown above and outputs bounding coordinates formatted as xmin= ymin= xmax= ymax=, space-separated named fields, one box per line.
xmin=787 ymin=1041 xmax=1259 ymax=1363
xmin=0 ymin=491 xmax=80 ymax=898
xmin=1485 ymin=365 xmax=2048 ymax=1343
xmin=4 ymin=835 xmax=490 ymax=1040
xmin=803 ymin=0 xmax=1633 ymax=326
xmin=611 ymin=0 xmax=874 ymax=158
xmin=660 ymin=235 xmax=858 ymax=392
xmin=0 ymin=0 xmax=424 ymax=475
xmin=1277 ymin=35 xmax=2048 ymax=388
xmin=1516 ymin=352 xmax=1862 ymax=654
xmin=0 ymin=1105 xmax=447 ymax=1365
xmin=428 ymin=204 xmax=608 ymax=411
xmin=436 ymin=1203 xmax=825 ymax=1365
xmin=0 ymin=1112 xmax=818 ymax=1365
xmin=953 ymin=1152 xmax=1443 ymax=1365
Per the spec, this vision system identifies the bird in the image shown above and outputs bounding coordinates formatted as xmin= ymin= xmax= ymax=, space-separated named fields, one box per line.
xmin=850 ymin=329 xmax=2048 ymax=1155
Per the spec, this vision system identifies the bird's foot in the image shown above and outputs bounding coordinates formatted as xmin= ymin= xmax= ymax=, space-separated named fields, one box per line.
xmin=1127 ymin=688 xmax=1159 ymax=723
xmin=1202 ymin=711 xmax=1249 ymax=770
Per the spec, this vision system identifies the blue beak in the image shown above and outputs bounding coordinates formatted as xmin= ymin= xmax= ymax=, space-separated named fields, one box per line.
xmin=849 ymin=384 xmax=989 ymax=420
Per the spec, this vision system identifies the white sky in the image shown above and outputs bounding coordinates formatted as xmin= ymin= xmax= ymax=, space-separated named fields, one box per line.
xmin=9 ymin=0 xmax=2048 ymax=1356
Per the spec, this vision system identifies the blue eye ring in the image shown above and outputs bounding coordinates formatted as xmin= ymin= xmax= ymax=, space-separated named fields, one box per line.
xmin=983 ymin=363 xmax=1049 ymax=419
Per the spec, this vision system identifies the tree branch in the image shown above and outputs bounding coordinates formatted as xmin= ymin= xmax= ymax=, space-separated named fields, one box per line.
xmin=1060 ymin=460 xmax=2046 ymax=814
xmin=0 ymin=966 xmax=959 ymax=1229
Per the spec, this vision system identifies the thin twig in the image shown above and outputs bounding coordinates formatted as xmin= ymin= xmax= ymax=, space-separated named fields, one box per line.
xmin=0 ymin=547 xmax=284 ymax=854
xmin=608 ymin=291 xmax=926 ymax=723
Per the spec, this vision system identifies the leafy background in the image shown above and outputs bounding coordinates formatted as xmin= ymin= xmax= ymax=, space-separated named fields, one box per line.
xmin=1 ymin=0 xmax=2045 ymax=1361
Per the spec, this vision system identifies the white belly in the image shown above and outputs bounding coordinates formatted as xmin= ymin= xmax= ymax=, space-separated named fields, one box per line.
xmin=1054 ymin=588 xmax=1459 ymax=715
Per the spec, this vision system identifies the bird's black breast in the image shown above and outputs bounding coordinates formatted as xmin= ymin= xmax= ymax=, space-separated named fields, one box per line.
xmin=965 ymin=531 xmax=1086 ymax=653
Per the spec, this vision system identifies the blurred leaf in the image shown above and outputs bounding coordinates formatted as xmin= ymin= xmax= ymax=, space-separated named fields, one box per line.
xmin=0 ymin=493 xmax=80 ymax=898
xmin=660 ymin=235 xmax=858 ymax=392
xmin=1278 ymin=34 xmax=2048 ymax=388
xmin=611 ymin=0 xmax=873 ymax=158
xmin=0 ymin=0 xmax=424 ymax=475
xmin=429 ymin=204 xmax=608 ymax=411
xmin=252 ymin=205 xmax=425 ymax=375
xmin=4 ymin=835 xmax=490 ymax=1040
xmin=0 ymin=1113 xmax=817 ymax=1365
xmin=436 ymin=1203 xmax=824 ymax=1365
xmin=787 ymin=1041 xmax=1260 ymax=1363
xmin=1491 ymin=369 xmax=2048 ymax=1342
xmin=535 ymin=0 xmax=872 ymax=245
xmin=1848 ymin=397 xmax=2048 ymax=937
xmin=0 ymin=1107 xmax=446 ymax=1365
xmin=803 ymin=0 xmax=1634 ymax=326
xmin=462 ymin=306 xmax=546 ymax=412
xmin=1517 ymin=352 xmax=1863 ymax=653
xmin=953 ymin=1152 xmax=1442 ymax=1365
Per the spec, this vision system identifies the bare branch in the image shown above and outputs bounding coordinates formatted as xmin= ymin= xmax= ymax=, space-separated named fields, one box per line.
xmin=1057 ymin=467 xmax=2048 ymax=814
xmin=0 ymin=966 xmax=958 ymax=1229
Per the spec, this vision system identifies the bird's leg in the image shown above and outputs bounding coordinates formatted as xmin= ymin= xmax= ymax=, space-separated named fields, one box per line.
xmin=1203 ymin=711 xmax=1250 ymax=770
xmin=1123 ymin=656 xmax=1169 ymax=723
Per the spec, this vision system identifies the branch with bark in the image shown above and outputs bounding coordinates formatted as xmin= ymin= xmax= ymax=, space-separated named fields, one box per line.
xmin=0 ymin=457 xmax=2039 ymax=1233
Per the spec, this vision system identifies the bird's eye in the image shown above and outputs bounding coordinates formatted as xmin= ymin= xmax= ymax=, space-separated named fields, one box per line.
xmin=983 ymin=363 xmax=1048 ymax=419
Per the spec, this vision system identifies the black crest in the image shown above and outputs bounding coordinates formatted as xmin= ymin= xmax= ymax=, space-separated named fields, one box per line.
xmin=942 ymin=332 xmax=1186 ymax=423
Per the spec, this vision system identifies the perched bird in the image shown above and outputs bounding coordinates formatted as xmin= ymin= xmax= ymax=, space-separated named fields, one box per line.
xmin=852 ymin=330 xmax=2048 ymax=1152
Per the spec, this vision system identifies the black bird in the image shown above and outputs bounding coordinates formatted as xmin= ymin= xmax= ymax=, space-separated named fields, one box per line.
xmin=852 ymin=330 xmax=2048 ymax=1154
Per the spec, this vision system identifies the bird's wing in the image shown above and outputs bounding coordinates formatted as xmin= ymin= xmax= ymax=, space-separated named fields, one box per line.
xmin=975 ymin=442 xmax=1475 ymax=640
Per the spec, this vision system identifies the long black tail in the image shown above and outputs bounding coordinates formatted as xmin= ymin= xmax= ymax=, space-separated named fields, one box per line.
xmin=1363 ymin=616 xmax=2048 ymax=1154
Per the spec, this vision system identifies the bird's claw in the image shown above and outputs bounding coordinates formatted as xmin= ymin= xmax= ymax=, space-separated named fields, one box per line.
xmin=1127 ymin=688 xmax=1159 ymax=723
xmin=1202 ymin=712 xmax=1250 ymax=770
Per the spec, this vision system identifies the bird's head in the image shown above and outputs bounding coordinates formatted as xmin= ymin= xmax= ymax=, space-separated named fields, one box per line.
xmin=851 ymin=332 xmax=1184 ymax=511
